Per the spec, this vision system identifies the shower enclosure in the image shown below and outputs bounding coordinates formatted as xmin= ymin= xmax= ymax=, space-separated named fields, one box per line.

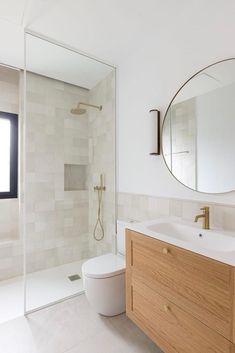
xmin=0 ymin=30 xmax=116 ymax=322
xmin=24 ymin=32 xmax=116 ymax=312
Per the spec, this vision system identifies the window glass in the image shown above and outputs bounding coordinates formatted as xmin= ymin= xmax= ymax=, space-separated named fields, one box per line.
xmin=0 ymin=118 xmax=10 ymax=192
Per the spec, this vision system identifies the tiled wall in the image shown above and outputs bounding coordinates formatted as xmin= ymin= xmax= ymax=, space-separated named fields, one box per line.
xmin=25 ymin=72 xmax=90 ymax=273
xmin=88 ymin=71 xmax=116 ymax=256
xmin=0 ymin=68 xmax=116 ymax=281
xmin=0 ymin=66 xmax=23 ymax=281
xmin=24 ymin=71 xmax=116 ymax=273
xmin=118 ymin=192 xmax=235 ymax=232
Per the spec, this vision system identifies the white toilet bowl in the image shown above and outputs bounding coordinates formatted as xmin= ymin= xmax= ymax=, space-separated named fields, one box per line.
xmin=82 ymin=253 xmax=125 ymax=316
xmin=82 ymin=220 xmax=132 ymax=316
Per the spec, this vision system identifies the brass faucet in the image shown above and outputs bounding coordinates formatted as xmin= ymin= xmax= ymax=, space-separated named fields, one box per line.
xmin=194 ymin=207 xmax=210 ymax=230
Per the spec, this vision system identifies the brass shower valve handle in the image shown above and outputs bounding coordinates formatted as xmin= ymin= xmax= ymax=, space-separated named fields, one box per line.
xmin=94 ymin=185 xmax=106 ymax=191
xmin=94 ymin=174 xmax=106 ymax=192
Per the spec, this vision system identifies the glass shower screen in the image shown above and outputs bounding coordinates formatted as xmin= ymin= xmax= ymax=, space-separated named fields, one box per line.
xmin=24 ymin=32 xmax=116 ymax=312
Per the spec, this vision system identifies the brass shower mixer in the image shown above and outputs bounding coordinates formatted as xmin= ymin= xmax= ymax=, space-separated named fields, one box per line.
xmin=94 ymin=185 xmax=106 ymax=191
xmin=94 ymin=174 xmax=106 ymax=191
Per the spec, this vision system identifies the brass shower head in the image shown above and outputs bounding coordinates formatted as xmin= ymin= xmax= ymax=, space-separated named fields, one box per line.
xmin=70 ymin=102 xmax=102 ymax=115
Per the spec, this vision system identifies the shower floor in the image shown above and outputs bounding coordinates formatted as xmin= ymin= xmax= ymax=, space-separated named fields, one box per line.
xmin=0 ymin=259 xmax=87 ymax=324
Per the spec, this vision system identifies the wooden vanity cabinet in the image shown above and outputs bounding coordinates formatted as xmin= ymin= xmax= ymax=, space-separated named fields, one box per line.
xmin=126 ymin=229 xmax=235 ymax=353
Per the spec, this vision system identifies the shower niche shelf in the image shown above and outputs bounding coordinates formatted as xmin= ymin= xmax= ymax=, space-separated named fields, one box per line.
xmin=64 ymin=164 xmax=87 ymax=191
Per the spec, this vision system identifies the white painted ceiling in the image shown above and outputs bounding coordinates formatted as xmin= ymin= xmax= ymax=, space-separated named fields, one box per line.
xmin=26 ymin=34 xmax=113 ymax=89
xmin=0 ymin=0 xmax=115 ymax=88
xmin=0 ymin=0 xmax=235 ymax=87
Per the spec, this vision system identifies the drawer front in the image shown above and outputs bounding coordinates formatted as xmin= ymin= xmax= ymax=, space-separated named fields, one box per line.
xmin=126 ymin=230 xmax=233 ymax=341
xmin=127 ymin=278 xmax=233 ymax=353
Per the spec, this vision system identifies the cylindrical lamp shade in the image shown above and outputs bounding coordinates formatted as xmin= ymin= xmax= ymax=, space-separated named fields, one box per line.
xmin=149 ymin=109 xmax=160 ymax=155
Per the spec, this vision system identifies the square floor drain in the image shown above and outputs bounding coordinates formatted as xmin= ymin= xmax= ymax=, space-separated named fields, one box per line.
xmin=68 ymin=274 xmax=81 ymax=281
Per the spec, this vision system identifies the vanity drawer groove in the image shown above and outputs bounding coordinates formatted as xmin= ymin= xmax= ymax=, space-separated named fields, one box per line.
xmin=127 ymin=278 xmax=234 ymax=353
xmin=126 ymin=230 xmax=233 ymax=341
xmin=132 ymin=246 xmax=231 ymax=319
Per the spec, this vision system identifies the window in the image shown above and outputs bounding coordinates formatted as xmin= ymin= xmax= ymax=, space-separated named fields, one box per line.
xmin=0 ymin=112 xmax=18 ymax=199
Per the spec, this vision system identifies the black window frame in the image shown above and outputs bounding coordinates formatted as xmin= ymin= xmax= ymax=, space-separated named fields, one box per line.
xmin=0 ymin=112 xmax=18 ymax=199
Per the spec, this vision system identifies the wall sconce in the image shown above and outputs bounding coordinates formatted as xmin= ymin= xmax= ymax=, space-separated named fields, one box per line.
xmin=149 ymin=109 xmax=160 ymax=155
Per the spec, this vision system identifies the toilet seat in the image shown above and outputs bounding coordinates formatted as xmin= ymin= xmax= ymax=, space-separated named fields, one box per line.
xmin=82 ymin=253 xmax=125 ymax=279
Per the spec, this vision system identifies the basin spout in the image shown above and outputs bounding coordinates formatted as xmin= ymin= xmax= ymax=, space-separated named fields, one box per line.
xmin=194 ymin=207 xmax=210 ymax=230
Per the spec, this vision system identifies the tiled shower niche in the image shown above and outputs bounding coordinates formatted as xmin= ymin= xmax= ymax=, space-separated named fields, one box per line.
xmin=64 ymin=164 xmax=87 ymax=191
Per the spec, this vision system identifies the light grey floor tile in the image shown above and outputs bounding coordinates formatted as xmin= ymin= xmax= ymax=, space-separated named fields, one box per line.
xmin=0 ymin=294 xmax=162 ymax=353
xmin=65 ymin=310 xmax=163 ymax=353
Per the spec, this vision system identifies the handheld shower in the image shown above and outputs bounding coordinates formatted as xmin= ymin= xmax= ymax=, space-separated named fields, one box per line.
xmin=93 ymin=174 xmax=106 ymax=241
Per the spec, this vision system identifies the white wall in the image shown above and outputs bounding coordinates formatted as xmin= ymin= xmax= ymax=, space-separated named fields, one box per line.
xmin=1 ymin=1 xmax=235 ymax=205
xmin=117 ymin=19 xmax=235 ymax=205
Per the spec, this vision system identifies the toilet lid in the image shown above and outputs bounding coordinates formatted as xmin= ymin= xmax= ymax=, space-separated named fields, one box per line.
xmin=82 ymin=253 xmax=125 ymax=279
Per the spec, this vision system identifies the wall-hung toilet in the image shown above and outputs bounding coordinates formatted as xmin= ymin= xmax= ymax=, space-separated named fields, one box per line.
xmin=82 ymin=220 xmax=131 ymax=316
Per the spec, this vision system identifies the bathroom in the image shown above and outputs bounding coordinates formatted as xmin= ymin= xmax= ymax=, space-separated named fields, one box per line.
xmin=0 ymin=1 xmax=235 ymax=353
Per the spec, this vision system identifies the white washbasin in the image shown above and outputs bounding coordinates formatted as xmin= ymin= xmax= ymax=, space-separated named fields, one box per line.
xmin=127 ymin=218 xmax=235 ymax=266
xmin=146 ymin=221 xmax=235 ymax=252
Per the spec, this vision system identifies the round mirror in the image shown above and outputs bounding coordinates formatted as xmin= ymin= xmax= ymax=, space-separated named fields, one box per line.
xmin=162 ymin=58 xmax=235 ymax=194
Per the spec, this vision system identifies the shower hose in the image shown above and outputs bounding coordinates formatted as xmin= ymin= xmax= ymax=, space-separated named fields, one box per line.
xmin=93 ymin=187 xmax=105 ymax=241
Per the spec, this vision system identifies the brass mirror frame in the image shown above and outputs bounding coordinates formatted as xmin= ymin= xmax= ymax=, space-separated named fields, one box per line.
xmin=161 ymin=57 xmax=235 ymax=194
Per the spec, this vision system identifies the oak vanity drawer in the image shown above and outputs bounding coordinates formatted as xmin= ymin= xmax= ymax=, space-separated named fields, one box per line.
xmin=126 ymin=230 xmax=234 ymax=341
xmin=127 ymin=279 xmax=234 ymax=353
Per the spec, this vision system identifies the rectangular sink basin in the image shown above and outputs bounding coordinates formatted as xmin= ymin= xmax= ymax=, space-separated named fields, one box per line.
xmin=146 ymin=222 xmax=235 ymax=252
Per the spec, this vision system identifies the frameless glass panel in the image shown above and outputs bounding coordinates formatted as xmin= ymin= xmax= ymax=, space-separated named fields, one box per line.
xmin=25 ymin=33 xmax=116 ymax=312
xmin=0 ymin=118 xmax=10 ymax=192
